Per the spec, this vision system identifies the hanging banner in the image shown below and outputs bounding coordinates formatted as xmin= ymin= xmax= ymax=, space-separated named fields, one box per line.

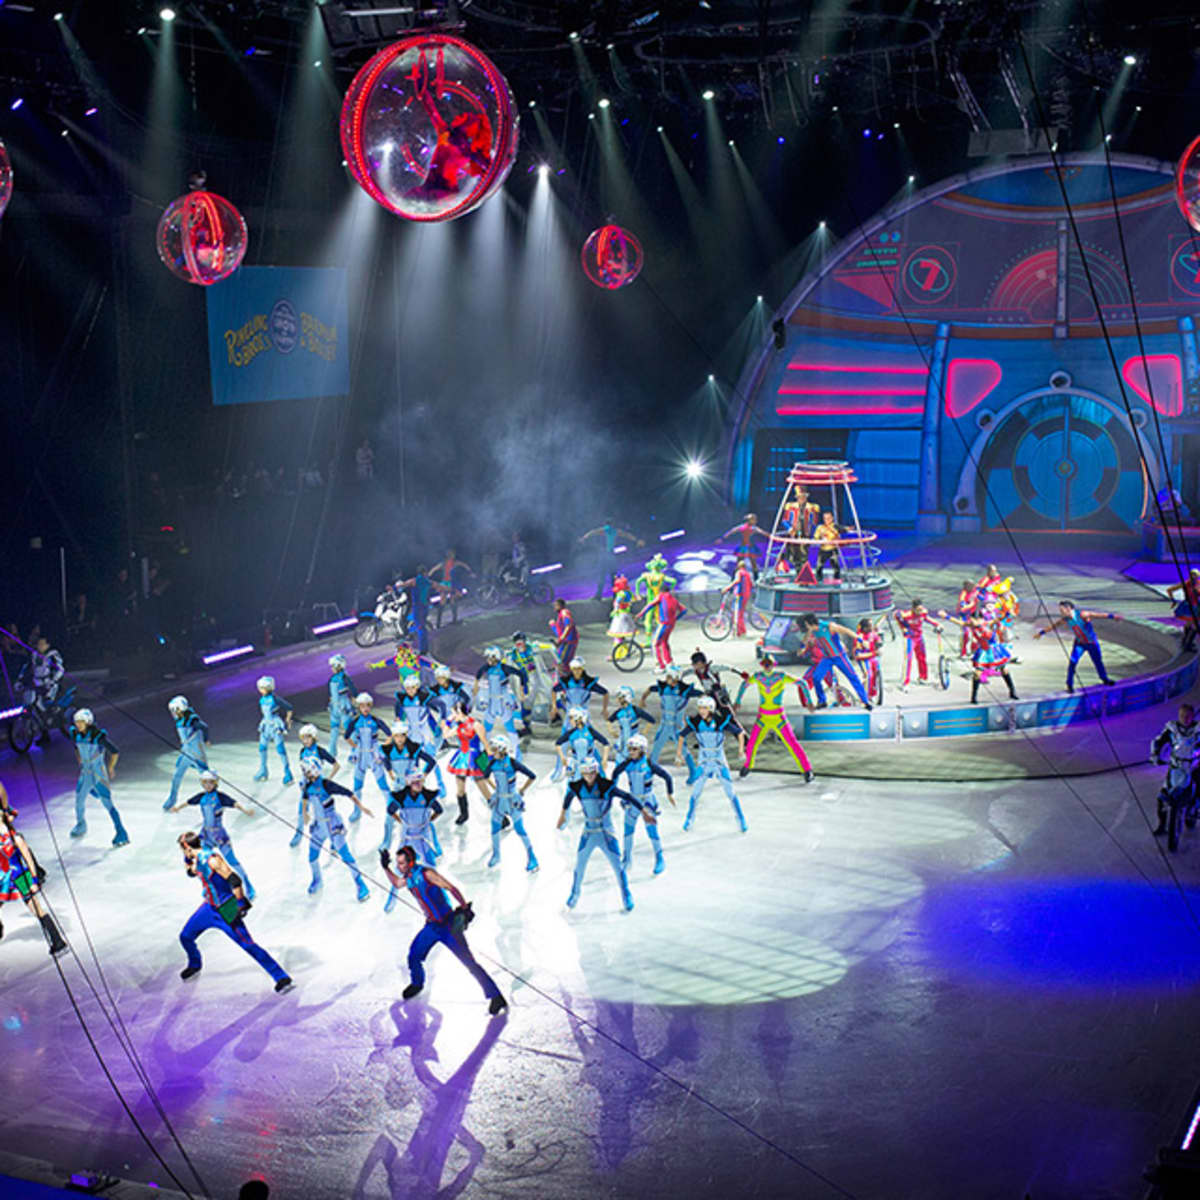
xmin=205 ymin=266 xmax=351 ymax=406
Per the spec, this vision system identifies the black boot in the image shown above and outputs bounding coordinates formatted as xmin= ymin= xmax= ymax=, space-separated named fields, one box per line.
xmin=455 ymin=797 xmax=469 ymax=825
xmin=970 ymin=677 xmax=980 ymax=704
xmin=40 ymin=913 xmax=68 ymax=957
xmin=1005 ymin=672 xmax=1018 ymax=700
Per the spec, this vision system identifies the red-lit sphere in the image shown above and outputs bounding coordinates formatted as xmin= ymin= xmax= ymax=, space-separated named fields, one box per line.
xmin=581 ymin=225 xmax=643 ymax=290
xmin=0 ymin=139 xmax=12 ymax=220
xmin=340 ymin=33 xmax=519 ymax=223
xmin=1176 ymin=135 xmax=1200 ymax=232
xmin=156 ymin=190 xmax=247 ymax=286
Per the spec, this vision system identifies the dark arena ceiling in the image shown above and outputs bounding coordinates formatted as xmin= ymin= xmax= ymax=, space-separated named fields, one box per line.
xmin=5 ymin=0 xmax=1200 ymax=190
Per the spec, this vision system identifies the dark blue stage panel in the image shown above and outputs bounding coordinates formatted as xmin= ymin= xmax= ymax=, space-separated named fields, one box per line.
xmin=205 ymin=266 xmax=351 ymax=406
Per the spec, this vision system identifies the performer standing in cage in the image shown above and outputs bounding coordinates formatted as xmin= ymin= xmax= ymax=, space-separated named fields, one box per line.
xmin=1035 ymin=601 xmax=1121 ymax=692
xmin=176 ymin=831 xmax=292 ymax=993
xmin=812 ymin=511 xmax=844 ymax=582
xmin=379 ymin=845 xmax=507 ymax=1015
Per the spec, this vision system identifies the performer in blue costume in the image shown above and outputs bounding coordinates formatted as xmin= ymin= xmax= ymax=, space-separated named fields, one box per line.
xmin=345 ymin=691 xmax=393 ymax=820
xmin=298 ymin=759 xmax=372 ymax=901
xmin=381 ymin=724 xmax=444 ymax=855
xmin=327 ymin=653 xmax=356 ymax=757
xmin=477 ymin=733 xmax=538 ymax=871
xmin=379 ymin=845 xmax=507 ymax=1015
xmin=69 ymin=708 xmax=129 ymax=846
xmin=549 ymin=657 xmax=608 ymax=780
xmin=555 ymin=707 xmax=610 ymax=807
xmin=677 ymin=695 xmax=748 ymax=833
xmin=607 ymin=684 xmax=656 ymax=758
xmin=382 ymin=769 xmax=445 ymax=913
xmin=558 ymin=758 xmax=650 ymax=912
xmin=611 ymin=732 xmax=674 ymax=875
xmin=253 ymin=675 xmax=293 ymax=785
xmin=176 ymin=831 xmax=292 ymax=993
xmin=1035 ymin=600 xmax=1122 ymax=692
xmin=472 ymin=645 xmax=527 ymax=759
xmin=170 ymin=770 xmax=257 ymax=899
xmin=430 ymin=663 xmax=470 ymax=747
xmin=640 ymin=666 xmax=698 ymax=780
xmin=394 ymin=672 xmax=445 ymax=760
xmin=164 ymin=694 xmax=211 ymax=811
xmin=294 ymin=723 xmax=339 ymax=847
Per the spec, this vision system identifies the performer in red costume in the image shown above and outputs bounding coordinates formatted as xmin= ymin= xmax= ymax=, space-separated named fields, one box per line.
xmin=896 ymin=599 xmax=942 ymax=688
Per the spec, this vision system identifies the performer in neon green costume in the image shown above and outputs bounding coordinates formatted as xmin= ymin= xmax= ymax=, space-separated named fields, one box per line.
xmin=634 ymin=554 xmax=675 ymax=642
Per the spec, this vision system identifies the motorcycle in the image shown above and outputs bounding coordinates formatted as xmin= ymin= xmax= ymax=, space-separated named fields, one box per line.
xmin=354 ymin=586 xmax=410 ymax=648
xmin=8 ymin=685 xmax=78 ymax=754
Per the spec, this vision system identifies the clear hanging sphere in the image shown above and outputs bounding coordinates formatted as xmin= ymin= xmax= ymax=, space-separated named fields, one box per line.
xmin=0 ymin=139 xmax=12 ymax=220
xmin=581 ymin=225 xmax=644 ymax=290
xmin=339 ymin=33 xmax=519 ymax=223
xmin=156 ymin=190 xmax=248 ymax=286
xmin=1176 ymin=135 xmax=1200 ymax=232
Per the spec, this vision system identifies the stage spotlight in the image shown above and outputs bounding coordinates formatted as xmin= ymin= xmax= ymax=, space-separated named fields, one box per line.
xmin=588 ymin=112 xmax=595 ymax=120
xmin=160 ymin=7 xmax=176 ymax=21
xmin=656 ymin=124 xmax=663 ymax=132
xmin=60 ymin=128 xmax=68 ymax=137
xmin=893 ymin=122 xmax=900 ymax=129
xmin=702 ymin=88 xmax=715 ymax=100
xmin=537 ymin=163 xmax=549 ymax=176
xmin=707 ymin=374 xmax=714 ymax=381
xmin=598 ymin=97 xmax=610 ymax=108
xmin=84 ymin=106 xmax=98 ymax=116
xmin=606 ymin=42 xmax=614 ymax=50
xmin=818 ymin=220 xmax=826 ymax=228
xmin=862 ymin=128 xmax=871 ymax=137
xmin=908 ymin=174 xmax=915 ymax=182
xmin=727 ymin=139 xmax=734 ymax=146
xmin=10 ymin=97 xmax=23 ymax=110
xmin=756 ymin=294 xmax=763 ymax=302
xmin=313 ymin=59 xmax=322 ymax=67
xmin=777 ymin=136 xmax=785 ymax=144
xmin=569 ymin=30 xmax=579 ymax=41
xmin=1105 ymin=133 xmax=1112 ymax=142
xmin=528 ymin=99 xmax=536 ymax=108
xmin=685 ymin=460 xmax=705 ymax=480
xmin=1123 ymin=53 xmax=1137 ymax=65
xmin=137 ymin=26 xmax=147 ymax=34
xmin=53 ymin=11 xmax=63 ymax=20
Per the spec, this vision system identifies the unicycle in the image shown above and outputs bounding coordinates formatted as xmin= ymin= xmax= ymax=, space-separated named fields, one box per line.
xmin=611 ymin=636 xmax=644 ymax=672
xmin=935 ymin=630 xmax=952 ymax=691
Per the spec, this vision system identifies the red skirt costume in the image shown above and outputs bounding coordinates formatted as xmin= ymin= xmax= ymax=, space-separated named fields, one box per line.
xmin=448 ymin=719 xmax=485 ymax=777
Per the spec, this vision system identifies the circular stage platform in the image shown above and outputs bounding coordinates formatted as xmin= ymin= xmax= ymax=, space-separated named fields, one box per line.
xmin=443 ymin=597 xmax=1195 ymax=782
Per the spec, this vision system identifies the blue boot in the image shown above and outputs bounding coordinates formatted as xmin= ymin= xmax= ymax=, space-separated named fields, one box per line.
xmin=70 ymin=822 xmax=87 ymax=839
xmin=526 ymin=850 xmax=539 ymax=873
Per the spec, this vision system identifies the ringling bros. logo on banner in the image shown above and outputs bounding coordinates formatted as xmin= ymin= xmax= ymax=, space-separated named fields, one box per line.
xmin=205 ymin=266 xmax=351 ymax=406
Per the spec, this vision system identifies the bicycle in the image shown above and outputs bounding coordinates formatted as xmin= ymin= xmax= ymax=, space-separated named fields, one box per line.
xmin=934 ymin=628 xmax=952 ymax=691
xmin=8 ymin=686 xmax=77 ymax=754
xmin=701 ymin=591 xmax=767 ymax=641
xmin=476 ymin=566 xmax=553 ymax=609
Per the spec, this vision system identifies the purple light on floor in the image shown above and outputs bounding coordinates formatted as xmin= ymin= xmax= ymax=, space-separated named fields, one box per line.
xmin=0 ymin=706 xmax=22 ymax=720
xmin=84 ymin=106 xmax=98 ymax=116
xmin=658 ymin=529 xmax=685 ymax=541
xmin=530 ymin=562 xmax=563 ymax=575
xmin=311 ymin=615 xmax=358 ymax=635
xmin=202 ymin=644 xmax=254 ymax=666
